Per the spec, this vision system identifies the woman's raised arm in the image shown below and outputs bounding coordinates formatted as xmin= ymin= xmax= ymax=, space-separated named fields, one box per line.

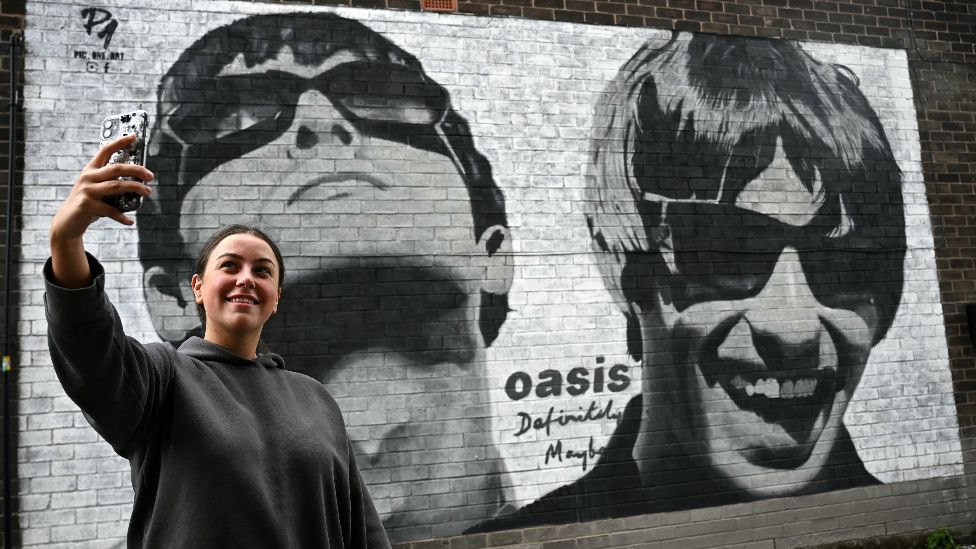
xmin=49 ymin=133 xmax=153 ymax=288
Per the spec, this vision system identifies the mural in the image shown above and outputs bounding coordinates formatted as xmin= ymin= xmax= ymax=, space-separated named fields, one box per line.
xmin=136 ymin=13 xmax=514 ymax=540
xmin=477 ymin=33 xmax=908 ymax=530
xmin=19 ymin=2 xmax=962 ymax=545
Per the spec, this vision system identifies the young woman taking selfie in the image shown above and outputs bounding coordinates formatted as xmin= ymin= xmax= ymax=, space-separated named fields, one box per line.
xmin=46 ymin=134 xmax=391 ymax=548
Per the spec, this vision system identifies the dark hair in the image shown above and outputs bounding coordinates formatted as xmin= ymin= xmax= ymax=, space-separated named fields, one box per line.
xmin=585 ymin=33 xmax=906 ymax=358
xmin=194 ymin=224 xmax=285 ymax=328
xmin=138 ymin=12 xmax=510 ymax=344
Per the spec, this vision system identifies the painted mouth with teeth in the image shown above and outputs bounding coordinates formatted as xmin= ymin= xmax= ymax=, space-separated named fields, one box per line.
xmin=697 ymin=355 xmax=847 ymax=466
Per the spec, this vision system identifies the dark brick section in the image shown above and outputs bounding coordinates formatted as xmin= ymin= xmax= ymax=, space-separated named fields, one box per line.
xmin=2 ymin=0 xmax=975 ymax=548
xmin=917 ymin=56 xmax=976 ymax=443
xmin=0 ymin=4 xmax=24 ymax=548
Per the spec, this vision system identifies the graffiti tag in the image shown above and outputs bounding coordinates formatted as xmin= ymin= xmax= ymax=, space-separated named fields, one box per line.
xmin=81 ymin=8 xmax=117 ymax=49
xmin=74 ymin=8 xmax=126 ymax=72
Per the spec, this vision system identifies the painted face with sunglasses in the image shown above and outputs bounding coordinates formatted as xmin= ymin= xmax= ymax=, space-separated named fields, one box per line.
xmin=587 ymin=34 xmax=905 ymax=507
xmin=140 ymin=13 xmax=513 ymax=541
xmin=637 ymin=136 xmax=901 ymax=498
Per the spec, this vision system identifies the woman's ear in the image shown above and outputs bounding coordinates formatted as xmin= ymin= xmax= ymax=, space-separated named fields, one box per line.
xmin=143 ymin=265 xmax=200 ymax=343
xmin=477 ymin=225 xmax=513 ymax=295
xmin=190 ymin=273 xmax=203 ymax=305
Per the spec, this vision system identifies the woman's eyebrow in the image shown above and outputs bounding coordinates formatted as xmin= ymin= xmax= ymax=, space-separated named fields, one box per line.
xmin=216 ymin=252 xmax=277 ymax=266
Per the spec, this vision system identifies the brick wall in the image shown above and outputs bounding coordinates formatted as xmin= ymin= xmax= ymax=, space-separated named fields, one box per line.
xmin=1 ymin=1 xmax=974 ymax=548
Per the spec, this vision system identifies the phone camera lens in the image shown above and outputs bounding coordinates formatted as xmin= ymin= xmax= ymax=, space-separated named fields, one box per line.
xmin=103 ymin=119 xmax=114 ymax=128
xmin=102 ymin=128 xmax=112 ymax=139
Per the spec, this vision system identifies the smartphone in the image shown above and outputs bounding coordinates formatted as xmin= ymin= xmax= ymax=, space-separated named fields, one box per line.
xmin=99 ymin=110 xmax=150 ymax=212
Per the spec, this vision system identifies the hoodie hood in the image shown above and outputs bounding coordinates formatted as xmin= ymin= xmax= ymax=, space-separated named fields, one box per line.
xmin=178 ymin=336 xmax=286 ymax=370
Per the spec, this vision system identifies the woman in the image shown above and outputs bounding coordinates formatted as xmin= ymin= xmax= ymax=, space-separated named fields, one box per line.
xmin=46 ymin=134 xmax=391 ymax=548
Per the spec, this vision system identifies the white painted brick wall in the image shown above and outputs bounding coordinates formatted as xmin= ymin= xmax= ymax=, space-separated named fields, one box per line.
xmin=13 ymin=0 xmax=964 ymax=546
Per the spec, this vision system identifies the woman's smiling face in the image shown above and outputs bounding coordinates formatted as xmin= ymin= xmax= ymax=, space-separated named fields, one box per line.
xmin=192 ymin=233 xmax=282 ymax=353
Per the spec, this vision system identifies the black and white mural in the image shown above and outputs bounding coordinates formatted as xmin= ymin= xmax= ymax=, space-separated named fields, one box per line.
xmin=19 ymin=1 xmax=961 ymax=545
xmin=479 ymin=34 xmax=909 ymax=530
xmin=138 ymin=12 xmax=513 ymax=537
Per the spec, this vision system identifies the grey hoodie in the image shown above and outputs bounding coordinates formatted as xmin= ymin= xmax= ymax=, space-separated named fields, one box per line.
xmin=45 ymin=253 xmax=390 ymax=548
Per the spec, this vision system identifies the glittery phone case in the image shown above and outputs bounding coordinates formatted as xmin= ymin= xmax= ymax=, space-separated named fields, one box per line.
xmin=100 ymin=110 xmax=149 ymax=212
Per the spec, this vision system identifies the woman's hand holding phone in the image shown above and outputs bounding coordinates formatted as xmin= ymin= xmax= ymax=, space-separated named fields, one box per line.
xmin=49 ymin=134 xmax=154 ymax=288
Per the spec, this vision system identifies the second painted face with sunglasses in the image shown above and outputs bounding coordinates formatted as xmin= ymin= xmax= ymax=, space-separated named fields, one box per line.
xmin=637 ymin=137 xmax=893 ymax=497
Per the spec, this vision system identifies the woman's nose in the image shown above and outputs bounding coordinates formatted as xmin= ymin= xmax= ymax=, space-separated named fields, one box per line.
xmin=236 ymin=273 xmax=255 ymax=289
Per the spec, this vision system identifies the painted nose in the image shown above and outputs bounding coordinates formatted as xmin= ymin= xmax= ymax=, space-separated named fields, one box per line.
xmin=285 ymin=89 xmax=356 ymax=159
xmin=295 ymin=125 xmax=318 ymax=149
xmin=744 ymin=247 xmax=823 ymax=368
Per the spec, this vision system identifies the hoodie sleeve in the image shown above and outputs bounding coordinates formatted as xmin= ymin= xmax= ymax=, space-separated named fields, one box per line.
xmin=44 ymin=253 xmax=174 ymax=459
